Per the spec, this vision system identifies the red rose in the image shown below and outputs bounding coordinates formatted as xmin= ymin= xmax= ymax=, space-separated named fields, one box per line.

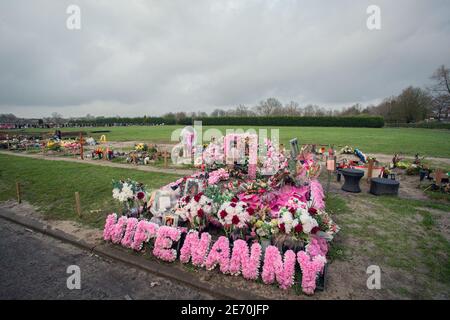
xmin=232 ymin=215 xmax=240 ymax=225
xmin=258 ymin=188 xmax=267 ymax=194
xmin=279 ymin=223 xmax=286 ymax=233
xmin=231 ymin=197 xmax=238 ymax=203
xmin=311 ymin=226 xmax=320 ymax=234
xmin=185 ymin=196 xmax=191 ymax=203
xmin=289 ymin=207 xmax=296 ymax=214
xmin=230 ymin=202 xmax=237 ymax=208
xmin=308 ymin=207 xmax=318 ymax=216
xmin=220 ymin=210 xmax=227 ymax=219
xmin=197 ymin=208 xmax=204 ymax=218
xmin=247 ymin=207 xmax=255 ymax=215
xmin=294 ymin=224 xmax=303 ymax=233
xmin=137 ymin=191 xmax=145 ymax=200
xmin=194 ymin=193 xmax=203 ymax=202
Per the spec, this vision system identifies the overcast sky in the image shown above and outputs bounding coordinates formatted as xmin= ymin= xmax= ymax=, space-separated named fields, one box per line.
xmin=1 ymin=0 xmax=449 ymax=118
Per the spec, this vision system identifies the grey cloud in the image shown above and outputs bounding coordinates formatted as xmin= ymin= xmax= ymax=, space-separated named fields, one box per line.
xmin=0 ymin=0 xmax=449 ymax=117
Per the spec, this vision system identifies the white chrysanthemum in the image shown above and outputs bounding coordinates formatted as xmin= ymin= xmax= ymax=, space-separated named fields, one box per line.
xmin=300 ymin=213 xmax=318 ymax=234
xmin=112 ymin=188 xmax=121 ymax=200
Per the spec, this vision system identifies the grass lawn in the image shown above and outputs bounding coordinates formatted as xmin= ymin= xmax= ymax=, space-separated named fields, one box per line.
xmin=326 ymin=192 xmax=450 ymax=298
xmin=15 ymin=126 xmax=450 ymax=158
xmin=0 ymin=154 xmax=181 ymax=228
xmin=0 ymin=152 xmax=448 ymax=298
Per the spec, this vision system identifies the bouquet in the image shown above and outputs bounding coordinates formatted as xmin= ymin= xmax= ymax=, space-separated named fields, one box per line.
xmin=174 ymin=193 xmax=214 ymax=230
xmin=217 ymin=199 xmax=252 ymax=235
xmin=112 ymin=179 xmax=148 ymax=217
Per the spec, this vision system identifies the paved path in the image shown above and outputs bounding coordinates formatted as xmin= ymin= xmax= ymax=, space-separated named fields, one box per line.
xmin=0 ymin=218 xmax=213 ymax=300
xmin=0 ymin=150 xmax=194 ymax=176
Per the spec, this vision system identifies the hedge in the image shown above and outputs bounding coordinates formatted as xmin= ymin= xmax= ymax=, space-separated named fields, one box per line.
xmin=194 ymin=116 xmax=385 ymax=128
xmin=68 ymin=116 xmax=384 ymax=128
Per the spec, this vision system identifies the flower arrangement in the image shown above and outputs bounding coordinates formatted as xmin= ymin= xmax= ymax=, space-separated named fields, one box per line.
xmin=152 ymin=226 xmax=181 ymax=262
xmin=217 ymin=199 xmax=252 ymax=234
xmin=259 ymin=139 xmax=287 ymax=175
xmin=104 ymin=133 xmax=341 ymax=295
xmin=180 ymin=231 xmax=211 ymax=267
xmin=207 ymin=168 xmax=229 ymax=184
xmin=174 ymin=192 xmax=214 ymax=229
xmin=135 ymin=143 xmax=148 ymax=152
xmin=261 ymin=246 xmax=296 ymax=289
xmin=112 ymin=179 xmax=148 ymax=217
xmin=103 ymin=213 xmax=330 ymax=294
xmin=203 ymin=139 xmax=224 ymax=167
xmin=297 ymin=251 xmax=327 ymax=295
xmin=229 ymin=240 xmax=262 ymax=280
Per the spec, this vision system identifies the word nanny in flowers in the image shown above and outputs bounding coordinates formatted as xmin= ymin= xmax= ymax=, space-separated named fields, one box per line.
xmin=103 ymin=213 xmax=328 ymax=295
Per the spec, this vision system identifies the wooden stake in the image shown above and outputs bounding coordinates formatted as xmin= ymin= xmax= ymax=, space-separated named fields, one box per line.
xmin=435 ymin=169 xmax=443 ymax=186
xmin=367 ymin=158 xmax=374 ymax=183
xmin=79 ymin=132 xmax=84 ymax=160
xmin=16 ymin=182 xmax=21 ymax=204
xmin=74 ymin=192 xmax=82 ymax=217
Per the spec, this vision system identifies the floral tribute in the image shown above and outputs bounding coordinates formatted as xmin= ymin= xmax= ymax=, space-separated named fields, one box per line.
xmin=104 ymin=133 xmax=340 ymax=295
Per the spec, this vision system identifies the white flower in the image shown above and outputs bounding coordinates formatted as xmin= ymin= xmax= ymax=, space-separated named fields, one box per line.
xmin=300 ymin=213 xmax=318 ymax=234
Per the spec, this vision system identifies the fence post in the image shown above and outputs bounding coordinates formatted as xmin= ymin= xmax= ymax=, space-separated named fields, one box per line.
xmin=75 ymin=192 xmax=82 ymax=217
xmin=16 ymin=182 xmax=21 ymax=204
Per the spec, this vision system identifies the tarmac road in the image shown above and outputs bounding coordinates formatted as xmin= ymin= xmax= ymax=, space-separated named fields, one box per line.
xmin=0 ymin=218 xmax=213 ymax=300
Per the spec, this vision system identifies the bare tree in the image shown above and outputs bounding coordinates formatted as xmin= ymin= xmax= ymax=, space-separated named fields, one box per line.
xmin=429 ymin=65 xmax=450 ymax=121
xmin=284 ymin=101 xmax=300 ymax=116
xmin=255 ymin=98 xmax=283 ymax=116
xmin=210 ymin=109 xmax=226 ymax=117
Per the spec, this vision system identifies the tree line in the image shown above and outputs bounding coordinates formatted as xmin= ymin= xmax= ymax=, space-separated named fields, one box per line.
xmin=1 ymin=65 xmax=448 ymax=127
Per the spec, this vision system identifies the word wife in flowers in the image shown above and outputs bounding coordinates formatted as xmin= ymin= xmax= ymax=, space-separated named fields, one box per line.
xmin=103 ymin=213 xmax=328 ymax=294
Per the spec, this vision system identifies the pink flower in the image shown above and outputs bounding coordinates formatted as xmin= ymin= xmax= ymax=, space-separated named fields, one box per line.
xmin=205 ymin=236 xmax=230 ymax=273
xmin=131 ymin=220 xmax=159 ymax=251
xmin=180 ymin=231 xmax=211 ymax=267
xmin=152 ymin=226 xmax=181 ymax=262
xmin=261 ymin=246 xmax=296 ymax=289
xmin=121 ymin=217 xmax=138 ymax=248
xmin=103 ymin=213 xmax=118 ymax=241
xmin=297 ymin=251 xmax=326 ymax=295
xmin=229 ymin=240 xmax=262 ymax=280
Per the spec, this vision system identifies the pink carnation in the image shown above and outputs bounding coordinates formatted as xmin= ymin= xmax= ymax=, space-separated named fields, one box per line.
xmin=121 ymin=217 xmax=138 ymax=248
xmin=306 ymin=236 xmax=328 ymax=258
xmin=205 ymin=236 xmax=230 ymax=273
xmin=153 ymin=226 xmax=181 ymax=262
xmin=103 ymin=213 xmax=118 ymax=241
xmin=229 ymin=240 xmax=262 ymax=280
xmin=180 ymin=231 xmax=211 ymax=267
xmin=261 ymin=246 xmax=296 ymax=289
xmin=131 ymin=220 xmax=159 ymax=251
xmin=111 ymin=216 xmax=128 ymax=244
xmin=297 ymin=251 xmax=327 ymax=295
xmin=309 ymin=179 xmax=325 ymax=210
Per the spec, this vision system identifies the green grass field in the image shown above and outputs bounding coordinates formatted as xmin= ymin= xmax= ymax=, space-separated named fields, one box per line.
xmin=0 ymin=154 xmax=181 ymax=228
xmin=0 ymin=153 xmax=448 ymax=298
xmin=11 ymin=125 xmax=450 ymax=158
